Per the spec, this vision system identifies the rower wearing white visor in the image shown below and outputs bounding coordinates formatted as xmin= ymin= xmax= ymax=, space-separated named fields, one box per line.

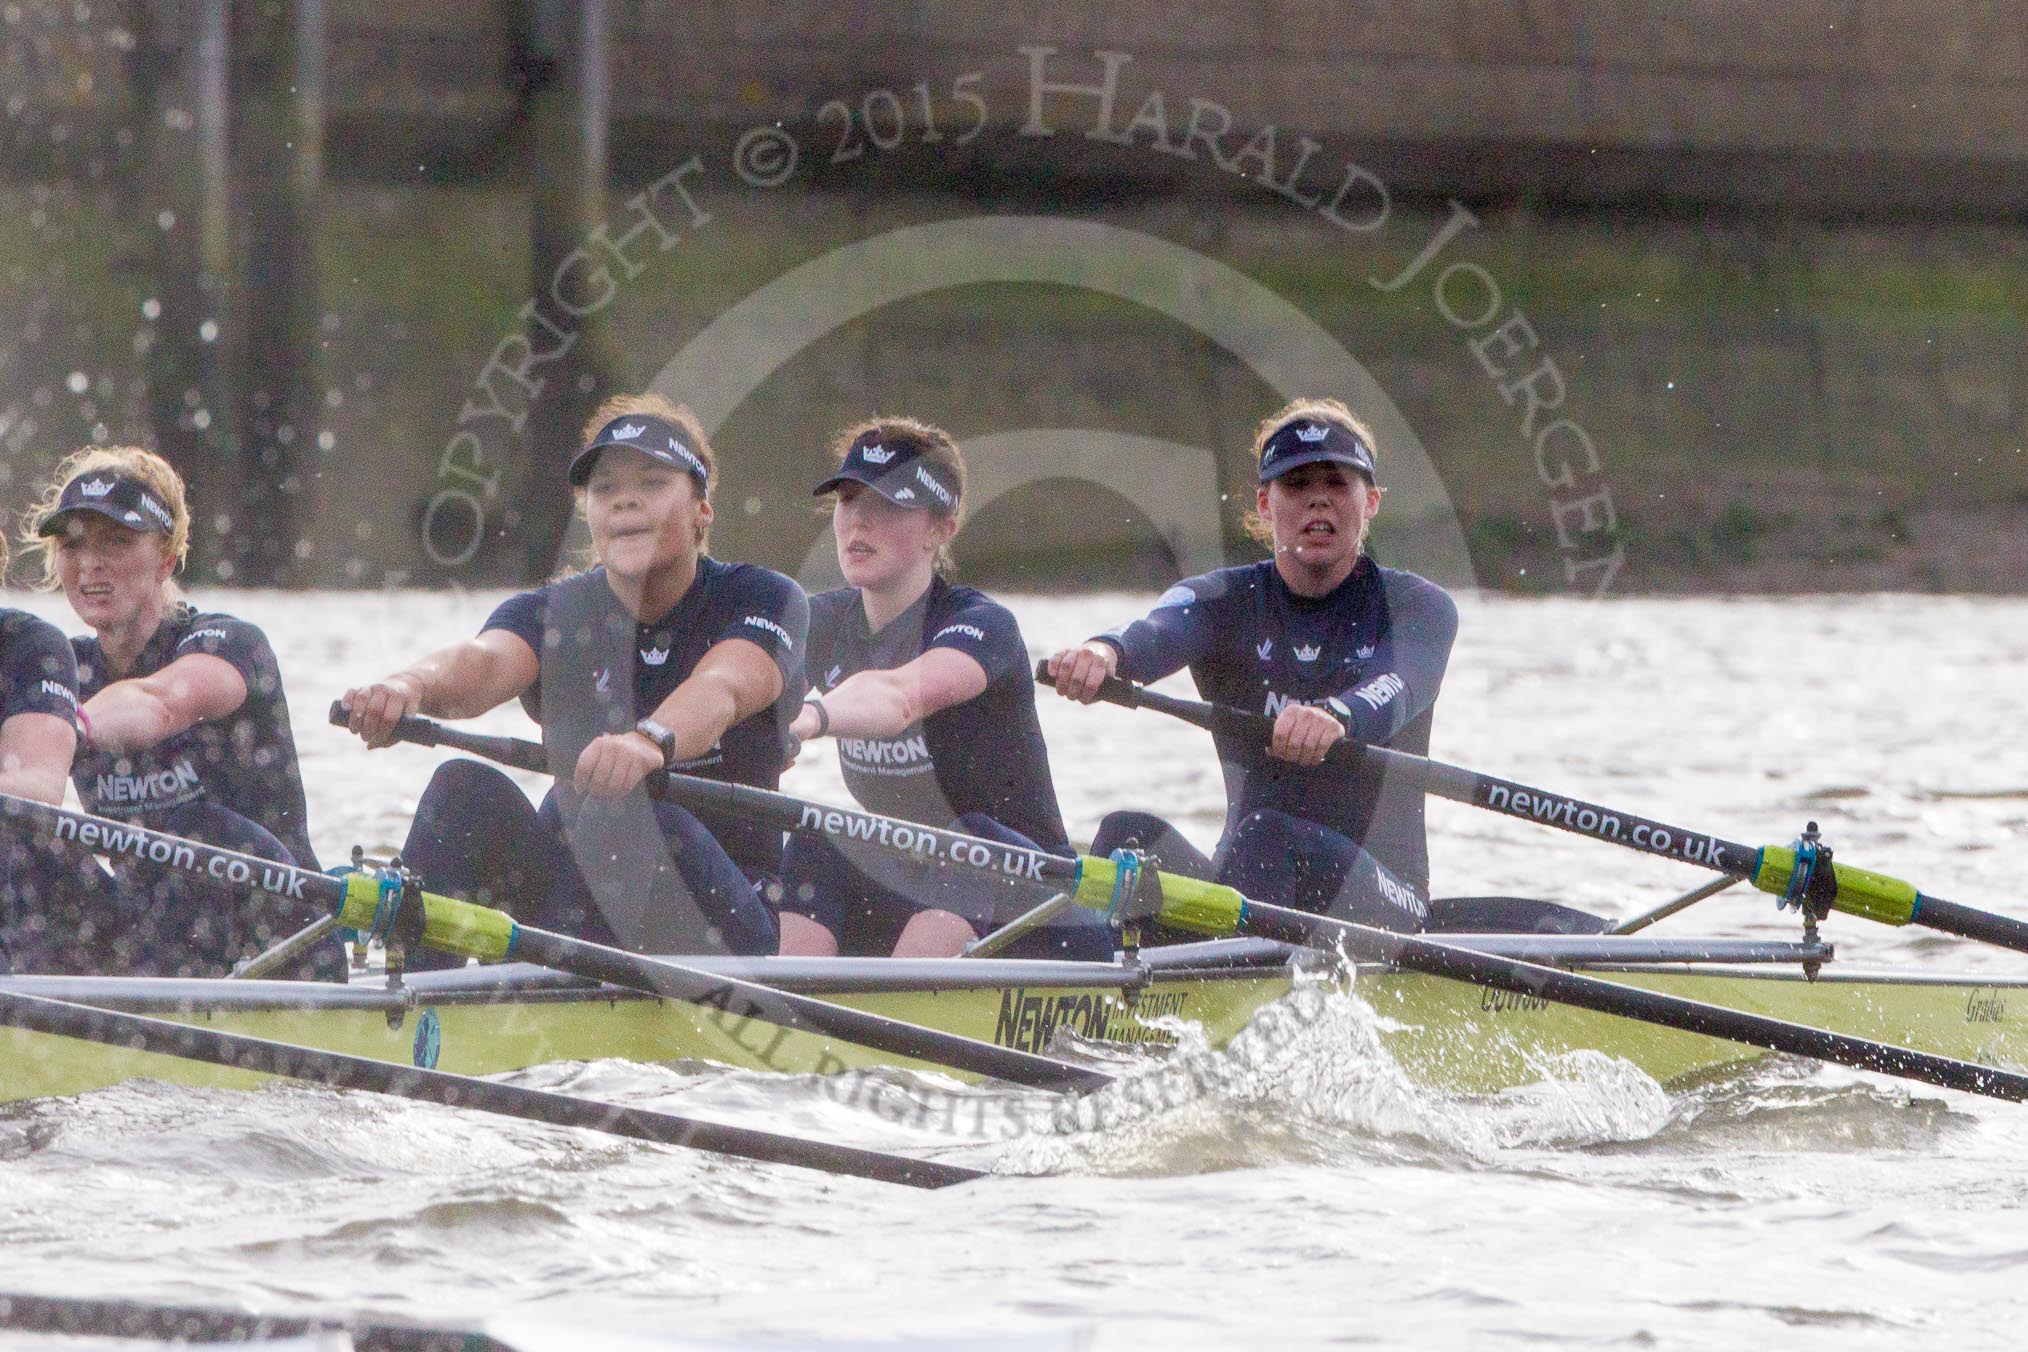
xmin=1047 ymin=398 xmax=1458 ymax=934
xmin=342 ymin=395 xmax=804 ymax=957
xmin=782 ymin=418 xmax=1110 ymax=959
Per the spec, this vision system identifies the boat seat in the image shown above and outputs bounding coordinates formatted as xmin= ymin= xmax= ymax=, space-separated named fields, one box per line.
xmin=1425 ymin=895 xmax=1609 ymax=935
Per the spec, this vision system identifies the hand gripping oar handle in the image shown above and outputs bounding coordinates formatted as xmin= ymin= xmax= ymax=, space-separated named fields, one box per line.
xmin=1034 ymin=663 xmax=2028 ymax=957
xmin=331 ymin=700 xmax=550 ymax=773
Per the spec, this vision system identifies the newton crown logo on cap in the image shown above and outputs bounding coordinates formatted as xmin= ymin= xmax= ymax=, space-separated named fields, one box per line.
xmin=566 ymin=413 xmax=711 ymax=489
xmin=1258 ymin=416 xmax=1378 ymax=485
xmin=812 ymin=431 xmax=961 ymax=516
xmin=37 ymin=471 xmax=177 ymax=537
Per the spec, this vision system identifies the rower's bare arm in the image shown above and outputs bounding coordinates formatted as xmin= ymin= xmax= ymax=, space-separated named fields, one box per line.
xmin=343 ymin=632 xmax=538 ymax=747
xmin=812 ymin=649 xmax=988 ymax=740
xmin=651 ymin=637 xmax=782 ymax=763
xmin=573 ymin=638 xmax=782 ymax=799
xmin=1045 ymin=641 xmax=1119 ymax=703
xmin=0 ymin=711 xmax=78 ymax=805
xmin=82 ymin=653 xmax=248 ymax=755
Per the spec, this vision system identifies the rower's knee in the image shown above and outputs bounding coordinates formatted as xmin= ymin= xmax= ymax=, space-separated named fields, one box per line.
xmin=776 ymin=910 xmax=839 ymax=957
xmin=891 ymin=908 xmax=977 ymax=959
xmin=418 ymin=758 xmax=518 ymax=814
xmin=1090 ymin=810 xmax=1171 ymax=857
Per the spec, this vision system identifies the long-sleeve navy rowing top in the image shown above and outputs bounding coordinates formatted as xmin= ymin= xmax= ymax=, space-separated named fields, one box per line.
xmin=1095 ymin=556 xmax=1457 ymax=893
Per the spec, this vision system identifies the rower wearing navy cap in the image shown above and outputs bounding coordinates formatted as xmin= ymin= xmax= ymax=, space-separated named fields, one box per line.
xmin=1046 ymin=398 xmax=1458 ymax=933
xmin=17 ymin=446 xmax=339 ymax=978
xmin=782 ymin=417 xmax=1109 ymax=958
xmin=342 ymin=394 xmax=803 ymax=957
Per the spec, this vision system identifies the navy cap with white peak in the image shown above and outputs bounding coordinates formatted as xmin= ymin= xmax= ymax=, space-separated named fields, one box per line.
xmin=812 ymin=431 xmax=960 ymax=517
xmin=567 ymin=414 xmax=711 ymax=490
xmin=1257 ymin=417 xmax=1378 ymax=485
xmin=37 ymin=472 xmax=177 ymax=537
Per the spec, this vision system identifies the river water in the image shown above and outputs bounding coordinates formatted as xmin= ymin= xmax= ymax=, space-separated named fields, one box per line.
xmin=4 ymin=588 xmax=2027 ymax=1350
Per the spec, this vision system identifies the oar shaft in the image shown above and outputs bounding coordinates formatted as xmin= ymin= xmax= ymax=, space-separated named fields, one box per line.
xmin=0 ymin=791 xmax=1107 ymax=1093
xmin=0 ymin=790 xmax=352 ymax=909
xmin=501 ymin=926 xmax=1110 ymax=1092
xmin=1094 ymin=671 xmax=1759 ymax=873
xmin=1909 ymin=896 xmax=2028 ymax=953
xmin=341 ymin=705 xmax=1090 ymax=896
xmin=1231 ymin=900 xmax=2028 ymax=1103
xmin=1061 ymin=671 xmax=2008 ymax=946
xmin=0 ymin=988 xmax=982 ymax=1187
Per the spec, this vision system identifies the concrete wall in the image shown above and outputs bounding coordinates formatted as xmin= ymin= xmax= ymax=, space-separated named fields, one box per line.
xmin=320 ymin=0 xmax=2028 ymax=212
xmin=2 ymin=3 xmax=2023 ymax=594
xmin=10 ymin=3 xmax=2028 ymax=212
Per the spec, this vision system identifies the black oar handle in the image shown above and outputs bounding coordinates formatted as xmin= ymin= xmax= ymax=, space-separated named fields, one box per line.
xmin=329 ymin=700 xmax=550 ymax=774
xmin=1032 ymin=659 xmax=1355 ymax=759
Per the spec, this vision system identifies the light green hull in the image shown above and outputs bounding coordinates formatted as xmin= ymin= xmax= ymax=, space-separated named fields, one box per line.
xmin=1358 ymin=966 xmax=2028 ymax=1092
xmin=5 ymin=959 xmax=2027 ymax=1103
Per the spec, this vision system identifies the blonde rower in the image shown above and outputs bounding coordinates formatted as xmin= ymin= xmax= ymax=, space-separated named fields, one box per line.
xmin=19 ymin=447 xmax=337 ymax=978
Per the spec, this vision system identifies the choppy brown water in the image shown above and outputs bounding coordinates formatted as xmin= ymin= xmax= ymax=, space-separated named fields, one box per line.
xmin=5 ymin=589 xmax=2028 ymax=1350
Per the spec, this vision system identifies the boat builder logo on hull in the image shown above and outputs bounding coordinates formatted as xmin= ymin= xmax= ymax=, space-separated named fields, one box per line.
xmin=993 ymin=987 xmax=1189 ymax=1053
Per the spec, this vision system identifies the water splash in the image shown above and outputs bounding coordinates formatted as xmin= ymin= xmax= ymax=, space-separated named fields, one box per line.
xmin=995 ymin=972 xmax=1672 ymax=1176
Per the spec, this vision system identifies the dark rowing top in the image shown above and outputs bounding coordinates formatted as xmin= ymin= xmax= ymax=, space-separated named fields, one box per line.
xmin=807 ymin=577 xmax=1068 ymax=848
xmin=71 ymin=606 xmax=318 ymax=868
xmin=1095 ymin=556 xmax=1457 ymax=892
xmin=485 ymin=558 xmax=810 ymax=879
xmin=1 ymin=609 xmax=80 ymax=729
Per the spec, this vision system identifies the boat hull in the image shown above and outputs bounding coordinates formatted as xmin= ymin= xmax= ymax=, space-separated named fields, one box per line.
xmin=4 ymin=953 xmax=2026 ymax=1103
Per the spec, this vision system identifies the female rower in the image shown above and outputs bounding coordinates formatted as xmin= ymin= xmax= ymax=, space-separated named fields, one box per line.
xmin=0 ymin=526 xmax=90 ymax=974
xmin=341 ymin=395 xmax=801 ymax=956
xmin=783 ymin=418 xmax=1109 ymax=959
xmin=19 ymin=447 xmax=339 ymax=978
xmin=1047 ymin=398 xmax=1458 ymax=932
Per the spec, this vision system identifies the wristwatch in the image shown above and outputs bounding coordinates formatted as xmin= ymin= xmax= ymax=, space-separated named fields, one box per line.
xmin=1323 ymin=696 xmax=1356 ymax=735
xmin=634 ymin=717 xmax=678 ymax=766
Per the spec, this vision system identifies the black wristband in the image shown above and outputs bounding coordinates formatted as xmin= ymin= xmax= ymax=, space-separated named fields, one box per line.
xmin=804 ymin=696 xmax=831 ymax=738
